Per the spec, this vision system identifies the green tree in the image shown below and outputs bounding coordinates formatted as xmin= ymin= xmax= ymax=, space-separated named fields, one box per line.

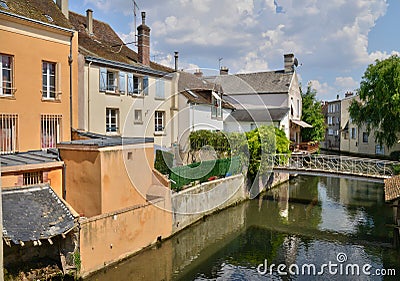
xmin=349 ymin=55 xmax=400 ymax=148
xmin=301 ymin=83 xmax=326 ymax=142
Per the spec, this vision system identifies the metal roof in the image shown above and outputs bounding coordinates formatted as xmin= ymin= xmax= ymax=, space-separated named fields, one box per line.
xmin=227 ymin=107 xmax=290 ymax=122
xmin=2 ymin=184 xmax=77 ymax=245
xmin=59 ymin=135 xmax=154 ymax=148
xmin=0 ymin=149 xmax=60 ymax=167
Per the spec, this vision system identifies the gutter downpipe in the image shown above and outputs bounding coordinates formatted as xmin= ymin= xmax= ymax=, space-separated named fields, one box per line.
xmin=87 ymin=61 xmax=92 ymax=131
xmin=69 ymin=33 xmax=74 ymax=139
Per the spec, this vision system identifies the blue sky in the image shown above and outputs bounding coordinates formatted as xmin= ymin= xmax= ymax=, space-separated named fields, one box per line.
xmin=69 ymin=0 xmax=400 ymax=101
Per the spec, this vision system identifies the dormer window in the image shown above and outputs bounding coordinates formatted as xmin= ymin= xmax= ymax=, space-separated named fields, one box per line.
xmin=44 ymin=14 xmax=53 ymax=23
xmin=0 ymin=1 xmax=9 ymax=10
xmin=211 ymin=91 xmax=222 ymax=119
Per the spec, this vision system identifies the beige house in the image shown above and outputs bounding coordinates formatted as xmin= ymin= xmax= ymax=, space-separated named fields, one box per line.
xmin=340 ymin=93 xmax=400 ymax=157
xmin=69 ymin=10 xmax=178 ymax=148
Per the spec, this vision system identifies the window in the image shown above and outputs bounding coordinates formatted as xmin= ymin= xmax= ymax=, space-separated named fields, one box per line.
xmin=327 ymin=116 xmax=333 ymax=125
xmin=154 ymin=111 xmax=165 ymax=132
xmin=1 ymin=54 xmax=13 ymax=96
xmin=42 ymin=62 xmax=56 ymax=99
xmin=0 ymin=114 xmax=18 ymax=154
xmin=134 ymin=109 xmax=142 ymax=124
xmin=296 ymin=99 xmax=300 ymax=118
xmin=335 ymin=130 xmax=339 ymax=136
xmin=99 ymin=68 xmax=117 ymax=92
xmin=23 ymin=172 xmax=43 ymax=185
xmin=155 ymin=79 xmax=165 ymax=99
xmin=106 ymin=108 xmax=119 ymax=133
xmin=362 ymin=132 xmax=368 ymax=143
xmin=350 ymin=128 xmax=357 ymax=139
xmin=41 ymin=114 xmax=62 ymax=149
xmin=127 ymin=73 xmax=140 ymax=95
xmin=328 ymin=129 xmax=333 ymax=135
xmin=211 ymin=91 xmax=223 ymax=119
xmin=376 ymin=145 xmax=385 ymax=155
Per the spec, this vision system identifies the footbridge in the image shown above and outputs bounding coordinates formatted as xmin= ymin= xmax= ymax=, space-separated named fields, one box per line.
xmin=269 ymin=154 xmax=399 ymax=183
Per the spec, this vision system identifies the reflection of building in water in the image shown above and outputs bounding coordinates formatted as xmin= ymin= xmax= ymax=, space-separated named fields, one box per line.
xmin=278 ymin=183 xmax=289 ymax=220
xmin=282 ymin=235 xmax=301 ymax=267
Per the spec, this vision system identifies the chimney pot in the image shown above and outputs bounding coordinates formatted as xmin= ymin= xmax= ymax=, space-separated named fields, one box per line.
xmin=174 ymin=52 xmax=179 ymax=72
xmin=336 ymin=94 xmax=339 ymax=100
xmin=141 ymin=11 xmax=146 ymax=25
xmin=220 ymin=66 xmax=229 ymax=75
xmin=194 ymin=69 xmax=203 ymax=78
xmin=86 ymin=9 xmax=93 ymax=35
xmin=56 ymin=0 xmax=69 ymax=19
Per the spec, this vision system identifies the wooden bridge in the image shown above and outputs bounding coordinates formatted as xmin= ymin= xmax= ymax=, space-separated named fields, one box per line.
xmin=268 ymin=154 xmax=399 ymax=183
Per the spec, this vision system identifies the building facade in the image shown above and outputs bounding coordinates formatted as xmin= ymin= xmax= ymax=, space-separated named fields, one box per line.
xmin=323 ymin=98 xmax=341 ymax=150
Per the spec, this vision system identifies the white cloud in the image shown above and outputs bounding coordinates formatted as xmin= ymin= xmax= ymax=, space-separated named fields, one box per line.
xmin=308 ymin=80 xmax=333 ymax=96
xmin=334 ymin=77 xmax=359 ymax=91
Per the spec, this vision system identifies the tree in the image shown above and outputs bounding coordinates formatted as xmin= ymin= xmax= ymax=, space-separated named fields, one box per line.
xmin=301 ymin=83 xmax=326 ymax=142
xmin=349 ymin=55 xmax=400 ymax=148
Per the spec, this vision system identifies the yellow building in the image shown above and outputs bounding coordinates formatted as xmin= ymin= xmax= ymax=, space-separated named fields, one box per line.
xmin=0 ymin=0 xmax=78 ymax=153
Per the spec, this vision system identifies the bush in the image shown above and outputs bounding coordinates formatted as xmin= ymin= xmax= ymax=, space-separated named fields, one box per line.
xmin=390 ymin=151 xmax=400 ymax=161
xmin=154 ymin=150 xmax=174 ymax=175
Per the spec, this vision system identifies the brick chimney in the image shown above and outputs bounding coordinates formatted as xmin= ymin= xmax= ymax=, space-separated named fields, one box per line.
xmin=220 ymin=66 xmax=229 ymax=75
xmin=86 ymin=9 xmax=93 ymax=35
xmin=284 ymin=54 xmax=295 ymax=73
xmin=137 ymin=12 xmax=150 ymax=66
xmin=174 ymin=51 xmax=179 ymax=72
xmin=345 ymin=91 xmax=353 ymax=97
xmin=194 ymin=69 xmax=203 ymax=78
xmin=56 ymin=0 xmax=69 ymax=19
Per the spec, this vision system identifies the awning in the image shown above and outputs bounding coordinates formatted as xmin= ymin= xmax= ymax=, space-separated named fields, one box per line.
xmin=291 ymin=119 xmax=312 ymax=128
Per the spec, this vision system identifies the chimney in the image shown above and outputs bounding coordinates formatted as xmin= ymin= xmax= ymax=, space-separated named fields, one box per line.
xmin=345 ymin=91 xmax=353 ymax=98
xmin=220 ymin=66 xmax=229 ymax=75
xmin=86 ymin=9 xmax=93 ymax=35
xmin=56 ymin=0 xmax=69 ymax=19
xmin=336 ymin=94 xmax=339 ymax=100
xmin=174 ymin=51 xmax=179 ymax=72
xmin=137 ymin=11 xmax=151 ymax=66
xmin=194 ymin=69 xmax=203 ymax=78
xmin=284 ymin=53 xmax=295 ymax=73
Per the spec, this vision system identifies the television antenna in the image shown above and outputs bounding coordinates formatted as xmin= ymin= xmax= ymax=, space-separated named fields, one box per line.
xmin=133 ymin=0 xmax=140 ymax=45
xmin=218 ymin=57 xmax=223 ymax=69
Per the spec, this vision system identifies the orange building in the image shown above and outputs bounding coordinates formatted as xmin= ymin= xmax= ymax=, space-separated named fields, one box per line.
xmin=0 ymin=0 xmax=78 ymax=153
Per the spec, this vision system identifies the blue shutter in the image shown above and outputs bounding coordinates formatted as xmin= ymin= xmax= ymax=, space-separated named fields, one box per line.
xmin=127 ymin=73 xmax=133 ymax=94
xmin=99 ymin=67 xmax=107 ymax=92
xmin=156 ymin=79 xmax=164 ymax=99
xmin=143 ymin=76 xmax=149 ymax=95
xmin=119 ymin=72 xmax=126 ymax=94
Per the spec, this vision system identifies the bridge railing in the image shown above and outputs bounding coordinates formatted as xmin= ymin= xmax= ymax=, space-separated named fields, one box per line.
xmin=270 ymin=154 xmax=400 ymax=178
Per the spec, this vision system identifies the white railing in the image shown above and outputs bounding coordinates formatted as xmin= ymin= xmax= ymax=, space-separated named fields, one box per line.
xmin=269 ymin=154 xmax=399 ymax=178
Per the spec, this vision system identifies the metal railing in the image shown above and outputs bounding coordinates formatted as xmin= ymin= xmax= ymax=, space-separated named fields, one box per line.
xmin=269 ymin=154 xmax=399 ymax=179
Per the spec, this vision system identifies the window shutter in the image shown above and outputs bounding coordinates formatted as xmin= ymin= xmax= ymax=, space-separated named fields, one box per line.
xmin=156 ymin=79 xmax=164 ymax=98
xmin=143 ymin=76 xmax=149 ymax=95
xmin=99 ymin=67 xmax=107 ymax=92
xmin=127 ymin=73 xmax=134 ymax=94
xmin=119 ymin=72 xmax=126 ymax=94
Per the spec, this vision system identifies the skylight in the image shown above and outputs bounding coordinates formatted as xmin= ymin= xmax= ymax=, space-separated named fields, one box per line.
xmin=44 ymin=14 xmax=53 ymax=22
xmin=0 ymin=1 xmax=9 ymax=10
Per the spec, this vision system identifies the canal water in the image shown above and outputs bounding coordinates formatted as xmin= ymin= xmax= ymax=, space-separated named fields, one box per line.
xmin=85 ymin=176 xmax=400 ymax=280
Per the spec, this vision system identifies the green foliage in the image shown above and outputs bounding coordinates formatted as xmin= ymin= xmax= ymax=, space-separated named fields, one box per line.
xmin=390 ymin=150 xmax=400 ymax=161
xmin=349 ymin=55 xmax=400 ymax=148
xmin=189 ymin=130 xmax=230 ymax=154
xmin=73 ymin=251 xmax=81 ymax=272
xmin=392 ymin=164 xmax=400 ymax=175
xmin=154 ymin=150 xmax=174 ymax=175
xmin=300 ymin=84 xmax=326 ymax=142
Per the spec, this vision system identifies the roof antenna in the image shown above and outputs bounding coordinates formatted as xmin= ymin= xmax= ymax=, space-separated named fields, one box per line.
xmin=218 ymin=57 xmax=223 ymax=70
xmin=133 ymin=0 xmax=140 ymax=45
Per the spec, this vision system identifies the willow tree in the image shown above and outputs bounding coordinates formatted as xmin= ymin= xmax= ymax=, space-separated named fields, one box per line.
xmin=349 ymin=55 xmax=400 ymax=148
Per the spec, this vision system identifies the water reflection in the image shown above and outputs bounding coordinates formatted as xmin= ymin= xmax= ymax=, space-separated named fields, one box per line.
xmin=85 ymin=176 xmax=399 ymax=281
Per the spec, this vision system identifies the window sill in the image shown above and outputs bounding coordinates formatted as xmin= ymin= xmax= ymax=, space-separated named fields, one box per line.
xmin=154 ymin=97 xmax=165 ymax=101
xmin=128 ymin=94 xmax=144 ymax=98
xmin=134 ymin=121 xmax=143 ymax=125
xmin=0 ymin=94 xmax=16 ymax=100
xmin=41 ymin=98 xmax=61 ymax=103
xmin=154 ymin=132 xmax=166 ymax=136
xmin=106 ymin=132 xmax=120 ymax=136
xmin=105 ymin=90 xmax=119 ymax=96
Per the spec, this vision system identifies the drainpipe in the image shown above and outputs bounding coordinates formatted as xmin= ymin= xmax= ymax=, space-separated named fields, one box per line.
xmin=62 ymin=163 xmax=67 ymax=199
xmin=69 ymin=33 xmax=74 ymax=138
xmin=87 ymin=61 xmax=92 ymax=131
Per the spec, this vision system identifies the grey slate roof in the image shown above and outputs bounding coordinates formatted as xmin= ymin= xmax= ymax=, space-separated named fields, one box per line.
xmin=226 ymin=108 xmax=290 ymax=122
xmin=0 ymin=149 xmax=60 ymax=167
xmin=209 ymin=70 xmax=293 ymax=95
xmin=2 ymin=184 xmax=76 ymax=244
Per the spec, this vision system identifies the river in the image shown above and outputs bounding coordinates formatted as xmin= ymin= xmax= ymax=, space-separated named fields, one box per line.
xmin=85 ymin=176 xmax=400 ymax=280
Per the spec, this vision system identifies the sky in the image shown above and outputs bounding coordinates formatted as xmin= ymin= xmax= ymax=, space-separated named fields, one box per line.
xmin=68 ymin=0 xmax=400 ymax=101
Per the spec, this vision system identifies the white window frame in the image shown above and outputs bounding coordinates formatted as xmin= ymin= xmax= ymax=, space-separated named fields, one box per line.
xmin=0 ymin=113 xmax=18 ymax=154
xmin=327 ymin=116 xmax=333 ymax=125
xmin=1 ymin=54 xmax=14 ymax=97
xmin=376 ymin=144 xmax=385 ymax=155
xmin=211 ymin=91 xmax=222 ymax=119
xmin=106 ymin=108 xmax=119 ymax=133
xmin=42 ymin=61 xmax=57 ymax=99
xmin=41 ymin=114 xmax=62 ymax=149
xmin=134 ymin=109 xmax=143 ymax=124
xmin=328 ymin=129 xmax=334 ymax=136
xmin=154 ymin=111 xmax=165 ymax=133
xmin=350 ymin=127 xmax=357 ymax=139
xmin=106 ymin=70 xmax=117 ymax=92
